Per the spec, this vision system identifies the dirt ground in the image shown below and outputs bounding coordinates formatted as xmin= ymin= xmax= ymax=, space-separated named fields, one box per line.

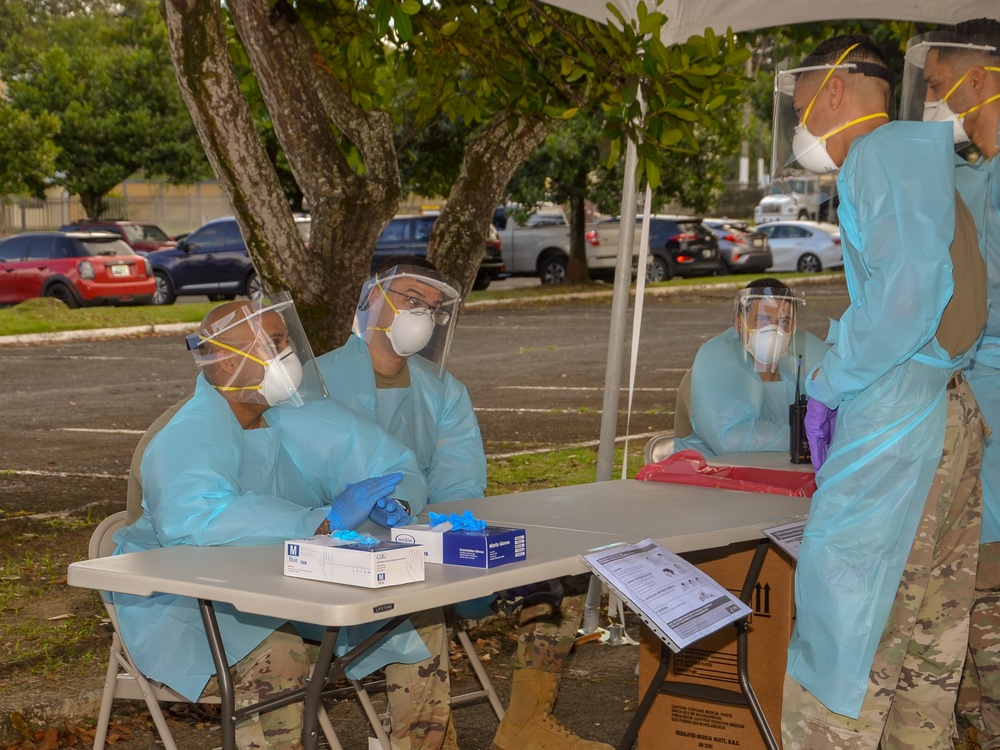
xmin=0 ymin=283 xmax=854 ymax=748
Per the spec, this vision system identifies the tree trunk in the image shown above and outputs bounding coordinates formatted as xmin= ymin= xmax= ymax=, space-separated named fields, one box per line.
xmin=567 ymin=194 xmax=589 ymax=284
xmin=161 ymin=0 xmax=385 ymax=352
xmin=429 ymin=115 xmax=550 ymax=295
xmin=80 ymin=192 xmax=106 ymax=219
xmin=225 ymin=0 xmax=402 ymax=352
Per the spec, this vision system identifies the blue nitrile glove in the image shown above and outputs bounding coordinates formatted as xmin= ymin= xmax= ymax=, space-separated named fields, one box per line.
xmin=327 ymin=472 xmax=403 ymax=530
xmin=804 ymin=398 xmax=837 ymax=472
xmin=369 ymin=497 xmax=411 ymax=529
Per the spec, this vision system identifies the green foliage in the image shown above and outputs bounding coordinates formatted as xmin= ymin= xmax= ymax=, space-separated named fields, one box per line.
xmin=506 ymin=114 xmax=605 ymax=208
xmin=0 ymin=0 xmax=210 ymax=215
xmin=0 ymin=102 xmax=59 ymax=199
xmin=293 ymin=1 xmax=750 ymax=190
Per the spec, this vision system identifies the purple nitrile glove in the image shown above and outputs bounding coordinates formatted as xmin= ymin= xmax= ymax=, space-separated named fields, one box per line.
xmin=804 ymin=398 xmax=837 ymax=471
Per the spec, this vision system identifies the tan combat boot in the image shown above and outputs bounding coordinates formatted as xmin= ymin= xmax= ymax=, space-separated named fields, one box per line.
xmin=441 ymin=714 xmax=460 ymax=750
xmin=490 ymin=669 xmax=613 ymax=750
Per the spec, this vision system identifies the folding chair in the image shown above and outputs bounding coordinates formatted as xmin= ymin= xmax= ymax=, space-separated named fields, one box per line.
xmin=348 ymin=610 xmax=506 ymax=750
xmin=644 ymin=433 xmax=675 ymax=465
xmin=88 ymin=511 xmax=343 ymax=750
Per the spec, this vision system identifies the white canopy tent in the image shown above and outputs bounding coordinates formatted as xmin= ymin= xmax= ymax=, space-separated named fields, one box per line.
xmin=538 ymin=0 xmax=1000 ymax=481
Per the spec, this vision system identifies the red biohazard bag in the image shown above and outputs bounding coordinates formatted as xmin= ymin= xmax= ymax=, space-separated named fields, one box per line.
xmin=636 ymin=450 xmax=816 ymax=498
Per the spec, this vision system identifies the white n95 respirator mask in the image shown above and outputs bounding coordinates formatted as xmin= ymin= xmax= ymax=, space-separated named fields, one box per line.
xmin=261 ymin=347 xmax=304 ymax=406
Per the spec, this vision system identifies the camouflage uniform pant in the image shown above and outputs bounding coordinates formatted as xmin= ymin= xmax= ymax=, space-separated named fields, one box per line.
xmin=957 ymin=540 xmax=1000 ymax=749
xmin=384 ymin=607 xmax=454 ymax=750
xmin=201 ymin=624 xmax=311 ymax=750
xmin=782 ymin=377 xmax=984 ymax=750
xmin=515 ymin=574 xmax=590 ymax=672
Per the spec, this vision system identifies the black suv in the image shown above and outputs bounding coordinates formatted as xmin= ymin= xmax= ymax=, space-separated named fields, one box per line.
xmin=644 ymin=216 xmax=722 ymax=282
xmin=375 ymin=214 xmax=507 ymax=290
xmin=145 ymin=216 xmax=262 ymax=305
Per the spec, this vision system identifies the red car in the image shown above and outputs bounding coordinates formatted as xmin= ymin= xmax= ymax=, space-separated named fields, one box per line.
xmin=0 ymin=231 xmax=156 ymax=308
xmin=58 ymin=220 xmax=177 ymax=255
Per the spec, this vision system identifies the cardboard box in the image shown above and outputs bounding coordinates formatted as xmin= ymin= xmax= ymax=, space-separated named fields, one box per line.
xmin=391 ymin=524 xmax=527 ymax=568
xmin=284 ymin=536 xmax=425 ymax=588
xmin=637 ymin=540 xmax=795 ymax=750
xmin=391 ymin=523 xmax=446 ymax=563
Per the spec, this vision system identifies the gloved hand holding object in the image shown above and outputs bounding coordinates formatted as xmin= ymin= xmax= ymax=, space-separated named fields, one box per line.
xmin=369 ymin=497 xmax=411 ymax=528
xmin=804 ymin=399 xmax=837 ymax=471
xmin=327 ymin=472 xmax=403 ymax=530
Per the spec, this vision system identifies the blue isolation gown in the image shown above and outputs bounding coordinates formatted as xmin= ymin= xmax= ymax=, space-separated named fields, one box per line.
xmin=957 ymin=154 xmax=1000 ymax=544
xmin=113 ymin=377 xmax=430 ymax=700
xmin=788 ymin=121 xmax=966 ymax=718
xmin=675 ymin=327 xmax=828 ymax=457
xmin=318 ymin=334 xmax=487 ymax=504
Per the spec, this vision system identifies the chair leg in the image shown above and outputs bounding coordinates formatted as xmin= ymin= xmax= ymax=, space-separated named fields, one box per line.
xmin=453 ymin=624 xmax=505 ymax=720
xmin=93 ymin=636 xmax=123 ymax=750
xmin=351 ymin=679 xmax=392 ymax=750
xmin=317 ymin=706 xmax=344 ymax=750
xmin=129 ymin=662 xmax=180 ymax=750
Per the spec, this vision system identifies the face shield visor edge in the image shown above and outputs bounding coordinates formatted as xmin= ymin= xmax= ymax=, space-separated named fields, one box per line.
xmin=772 ymin=46 xmax=892 ymax=184
xmin=735 ymin=287 xmax=803 ymax=374
xmin=186 ymin=291 xmax=327 ymax=409
xmin=901 ymin=33 xmax=1000 ymax=151
xmin=353 ymin=265 xmax=461 ymax=377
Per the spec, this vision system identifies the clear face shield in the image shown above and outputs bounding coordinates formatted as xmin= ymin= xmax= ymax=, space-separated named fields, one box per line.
xmin=353 ymin=264 xmax=461 ymax=377
xmin=186 ymin=291 xmax=327 ymax=408
xmin=901 ymin=32 xmax=1000 ymax=151
xmin=734 ymin=287 xmax=802 ymax=374
xmin=772 ymin=45 xmax=891 ymax=182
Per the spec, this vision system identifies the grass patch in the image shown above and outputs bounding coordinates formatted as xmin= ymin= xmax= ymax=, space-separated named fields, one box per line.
xmin=0 ymin=297 xmax=214 ymax=337
xmin=486 ymin=445 xmax=637 ymax=495
xmin=0 ymin=272 xmax=842 ymax=337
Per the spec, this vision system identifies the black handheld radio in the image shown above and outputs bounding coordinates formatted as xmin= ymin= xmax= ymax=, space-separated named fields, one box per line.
xmin=789 ymin=355 xmax=811 ymax=464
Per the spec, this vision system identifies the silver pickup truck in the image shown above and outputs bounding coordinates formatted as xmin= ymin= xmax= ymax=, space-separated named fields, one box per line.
xmin=492 ymin=206 xmax=630 ymax=284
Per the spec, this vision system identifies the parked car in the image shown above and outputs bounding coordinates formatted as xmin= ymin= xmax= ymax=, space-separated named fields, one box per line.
xmin=593 ymin=215 xmax=722 ymax=282
xmin=704 ymin=219 xmax=773 ymax=274
xmin=58 ymin=220 xmax=176 ymax=255
xmin=375 ymin=214 xmax=507 ymax=290
xmin=494 ymin=205 xmax=642 ymax=284
xmin=0 ymin=231 xmax=155 ymax=308
xmin=145 ymin=216 xmax=262 ymax=305
xmin=755 ymin=220 xmax=843 ymax=273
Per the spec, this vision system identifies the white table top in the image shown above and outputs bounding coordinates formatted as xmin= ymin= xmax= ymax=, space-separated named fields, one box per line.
xmin=68 ymin=479 xmax=808 ymax=627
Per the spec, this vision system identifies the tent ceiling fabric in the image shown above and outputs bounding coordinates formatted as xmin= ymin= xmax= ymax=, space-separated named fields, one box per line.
xmin=542 ymin=0 xmax=1000 ymax=44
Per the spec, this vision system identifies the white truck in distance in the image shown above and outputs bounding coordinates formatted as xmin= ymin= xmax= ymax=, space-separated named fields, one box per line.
xmin=492 ymin=205 xmax=631 ymax=284
xmin=754 ymin=176 xmax=838 ymax=225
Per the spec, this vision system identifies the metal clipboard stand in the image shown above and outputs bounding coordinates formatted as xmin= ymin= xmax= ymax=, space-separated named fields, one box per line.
xmin=616 ymin=539 xmax=779 ymax=750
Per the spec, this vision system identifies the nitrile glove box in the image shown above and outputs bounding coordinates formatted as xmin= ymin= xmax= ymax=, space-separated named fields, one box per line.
xmin=284 ymin=536 xmax=425 ymax=588
xmin=392 ymin=524 xmax=526 ymax=568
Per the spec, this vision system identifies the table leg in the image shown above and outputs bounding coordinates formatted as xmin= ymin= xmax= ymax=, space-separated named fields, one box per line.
xmin=198 ymin=599 xmax=237 ymax=750
xmin=616 ymin=540 xmax=779 ymax=750
xmin=302 ymin=614 xmax=410 ymax=750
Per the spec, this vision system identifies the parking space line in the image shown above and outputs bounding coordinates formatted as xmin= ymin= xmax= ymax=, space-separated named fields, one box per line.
xmin=3 ymin=468 xmax=127 ymax=480
xmin=58 ymin=427 xmax=146 ymax=435
xmin=487 ymin=431 xmax=663 ymax=459
xmin=497 ymin=385 xmax=679 ymax=391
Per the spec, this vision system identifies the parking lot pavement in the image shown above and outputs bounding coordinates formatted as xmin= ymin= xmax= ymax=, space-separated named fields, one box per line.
xmin=0 ymin=281 xmax=851 ymax=523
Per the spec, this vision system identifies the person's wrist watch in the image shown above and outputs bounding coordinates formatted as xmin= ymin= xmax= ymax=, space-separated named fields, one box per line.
xmin=396 ymin=499 xmax=411 ymax=515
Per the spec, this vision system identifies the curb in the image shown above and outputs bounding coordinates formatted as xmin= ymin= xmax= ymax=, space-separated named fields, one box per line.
xmin=0 ymin=321 xmax=198 ymax=346
xmin=0 ymin=275 xmax=843 ymax=346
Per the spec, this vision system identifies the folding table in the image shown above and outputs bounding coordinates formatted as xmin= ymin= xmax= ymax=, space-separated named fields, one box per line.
xmin=68 ymin=479 xmax=808 ymax=750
